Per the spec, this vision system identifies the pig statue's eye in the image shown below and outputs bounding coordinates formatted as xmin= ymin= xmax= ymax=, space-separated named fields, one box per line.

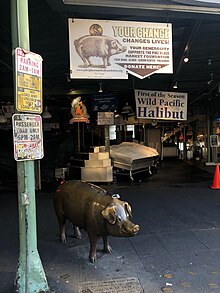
xmin=117 ymin=215 xmax=122 ymax=222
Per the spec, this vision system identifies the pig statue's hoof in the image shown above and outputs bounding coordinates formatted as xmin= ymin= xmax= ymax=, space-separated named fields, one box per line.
xmin=104 ymin=244 xmax=112 ymax=254
xmin=60 ymin=234 xmax=66 ymax=243
xmin=89 ymin=254 xmax=97 ymax=263
xmin=73 ymin=226 xmax=82 ymax=239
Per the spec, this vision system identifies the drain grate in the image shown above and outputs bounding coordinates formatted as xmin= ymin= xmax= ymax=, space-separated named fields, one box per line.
xmin=78 ymin=277 xmax=143 ymax=293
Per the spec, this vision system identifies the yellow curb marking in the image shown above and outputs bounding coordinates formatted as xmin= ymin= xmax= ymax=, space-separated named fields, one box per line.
xmin=208 ymin=283 xmax=219 ymax=289
xmin=161 ymin=286 xmax=173 ymax=292
xmin=211 ymin=271 xmax=220 ymax=275
xmin=163 ymin=274 xmax=173 ymax=279
xmin=187 ymin=271 xmax=197 ymax=275
xmin=180 ymin=282 xmax=191 ymax=287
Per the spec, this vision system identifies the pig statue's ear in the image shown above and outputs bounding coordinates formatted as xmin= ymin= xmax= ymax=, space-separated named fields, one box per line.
xmin=124 ymin=202 xmax=132 ymax=218
xmin=102 ymin=206 xmax=116 ymax=224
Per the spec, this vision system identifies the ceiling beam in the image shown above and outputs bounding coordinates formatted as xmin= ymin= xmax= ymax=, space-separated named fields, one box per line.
xmin=171 ymin=19 xmax=202 ymax=88
xmin=62 ymin=0 xmax=220 ymax=15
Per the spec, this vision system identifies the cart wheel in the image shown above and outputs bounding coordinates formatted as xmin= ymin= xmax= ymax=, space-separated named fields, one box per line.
xmin=151 ymin=166 xmax=158 ymax=174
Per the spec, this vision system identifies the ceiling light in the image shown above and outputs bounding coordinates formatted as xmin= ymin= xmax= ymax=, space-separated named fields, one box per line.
xmin=42 ymin=106 xmax=52 ymax=119
xmin=183 ymin=56 xmax=189 ymax=63
xmin=152 ymin=120 xmax=157 ymax=126
xmin=173 ymin=81 xmax=178 ymax=89
xmin=208 ymin=59 xmax=212 ymax=66
xmin=0 ymin=110 xmax=7 ymax=123
xmin=121 ymin=102 xmax=132 ymax=114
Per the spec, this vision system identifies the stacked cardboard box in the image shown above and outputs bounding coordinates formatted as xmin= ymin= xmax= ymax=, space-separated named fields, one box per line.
xmin=81 ymin=146 xmax=113 ymax=182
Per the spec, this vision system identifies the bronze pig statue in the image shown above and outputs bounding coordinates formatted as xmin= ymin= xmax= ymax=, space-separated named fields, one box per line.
xmin=53 ymin=180 xmax=140 ymax=263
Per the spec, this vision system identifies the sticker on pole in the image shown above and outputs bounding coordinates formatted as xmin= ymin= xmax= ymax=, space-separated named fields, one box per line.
xmin=15 ymin=47 xmax=43 ymax=113
xmin=12 ymin=114 xmax=44 ymax=161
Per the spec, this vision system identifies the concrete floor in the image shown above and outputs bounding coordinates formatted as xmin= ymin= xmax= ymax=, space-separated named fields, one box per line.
xmin=1 ymin=159 xmax=220 ymax=293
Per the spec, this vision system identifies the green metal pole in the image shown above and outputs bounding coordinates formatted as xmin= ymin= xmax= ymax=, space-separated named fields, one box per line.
xmin=11 ymin=0 xmax=50 ymax=292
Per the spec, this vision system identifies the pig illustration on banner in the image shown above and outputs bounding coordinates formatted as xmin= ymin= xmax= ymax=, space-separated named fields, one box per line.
xmin=74 ymin=24 xmax=126 ymax=68
xmin=54 ymin=180 xmax=140 ymax=263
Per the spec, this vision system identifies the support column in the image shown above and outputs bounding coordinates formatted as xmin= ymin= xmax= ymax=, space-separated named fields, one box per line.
xmin=11 ymin=0 xmax=50 ymax=292
xmin=207 ymin=100 xmax=211 ymax=163
xmin=104 ymin=125 xmax=110 ymax=152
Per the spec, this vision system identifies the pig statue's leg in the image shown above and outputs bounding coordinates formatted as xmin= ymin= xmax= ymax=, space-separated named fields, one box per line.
xmin=59 ymin=217 xmax=67 ymax=243
xmin=87 ymin=231 xmax=99 ymax=263
xmin=73 ymin=225 xmax=82 ymax=239
xmin=103 ymin=236 xmax=112 ymax=253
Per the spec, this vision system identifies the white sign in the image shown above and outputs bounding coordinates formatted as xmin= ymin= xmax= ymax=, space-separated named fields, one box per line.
xmin=97 ymin=112 xmax=114 ymax=125
xmin=135 ymin=89 xmax=188 ymax=121
xmin=69 ymin=18 xmax=173 ymax=79
xmin=175 ymin=0 xmax=220 ymax=6
xmin=12 ymin=114 xmax=44 ymax=161
xmin=15 ymin=47 xmax=43 ymax=113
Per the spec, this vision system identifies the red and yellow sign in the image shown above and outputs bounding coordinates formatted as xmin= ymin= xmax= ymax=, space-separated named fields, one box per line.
xmin=69 ymin=96 xmax=90 ymax=123
xmin=15 ymin=48 xmax=43 ymax=113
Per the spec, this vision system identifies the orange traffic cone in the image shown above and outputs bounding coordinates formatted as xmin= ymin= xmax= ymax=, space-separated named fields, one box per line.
xmin=210 ymin=165 xmax=220 ymax=189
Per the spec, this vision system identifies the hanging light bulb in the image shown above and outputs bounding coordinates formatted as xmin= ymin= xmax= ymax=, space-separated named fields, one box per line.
xmin=173 ymin=81 xmax=178 ymax=89
xmin=183 ymin=56 xmax=189 ymax=63
xmin=42 ymin=106 xmax=52 ymax=119
xmin=98 ymin=83 xmax=103 ymax=93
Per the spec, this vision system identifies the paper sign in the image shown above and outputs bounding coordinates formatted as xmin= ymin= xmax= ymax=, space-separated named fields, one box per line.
xmin=12 ymin=114 xmax=44 ymax=161
xmin=97 ymin=112 xmax=114 ymax=125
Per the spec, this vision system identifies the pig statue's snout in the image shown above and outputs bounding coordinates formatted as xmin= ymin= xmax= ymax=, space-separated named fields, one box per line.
xmin=120 ymin=221 xmax=140 ymax=236
xmin=132 ymin=224 xmax=140 ymax=235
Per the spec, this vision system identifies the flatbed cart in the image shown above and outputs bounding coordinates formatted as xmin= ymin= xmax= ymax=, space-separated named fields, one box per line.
xmin=110 ymin=142 xmax=159 ymax=182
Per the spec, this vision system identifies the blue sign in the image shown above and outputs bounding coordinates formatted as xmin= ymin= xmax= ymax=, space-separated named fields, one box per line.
xmin=92 ymin=94 xmax=118 ymax=112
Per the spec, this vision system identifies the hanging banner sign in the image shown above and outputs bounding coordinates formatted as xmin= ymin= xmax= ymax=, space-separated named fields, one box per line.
xmin=135 ymin=89 xmax=187 ymax=121
xmin=15 ymin=47 xmax=43 ymax=113
xmin=12 ymin=114 xmax=44 ymax=161
xmin=68 ymin=18 xmax=173 ymax=80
